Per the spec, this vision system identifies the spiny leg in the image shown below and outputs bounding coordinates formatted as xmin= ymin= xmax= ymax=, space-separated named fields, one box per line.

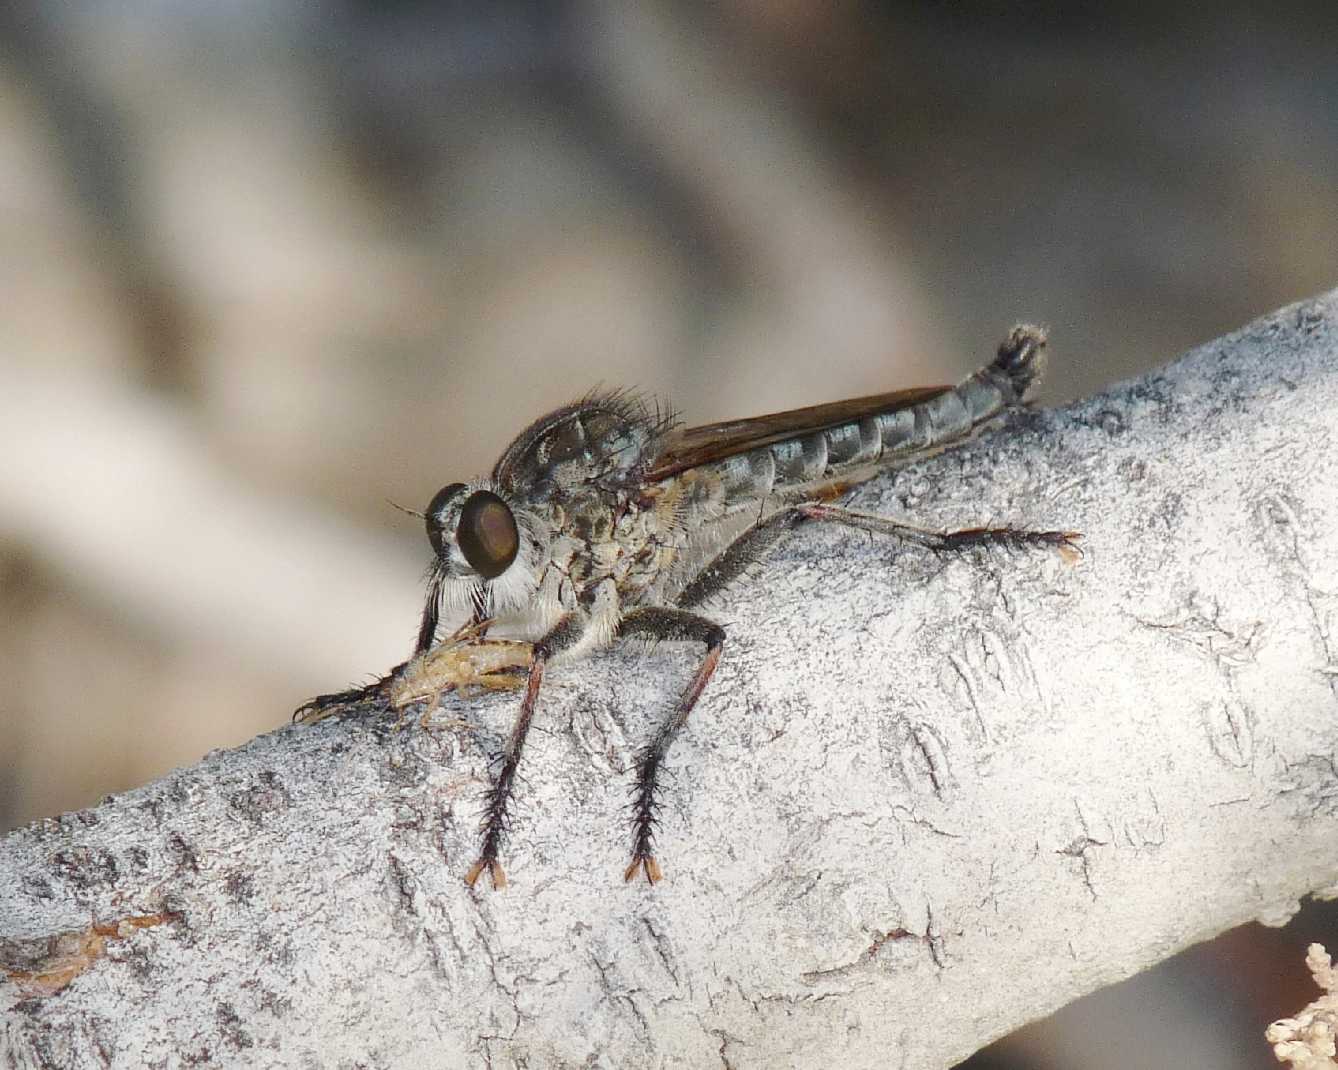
xmin=413 ymin=568 xmax=446 ymax=656
xmin=464 ymin=659 xmax=543 ymax=891
xmin=796 ymin=503 xmax=1080 ymax=556
xmin=292 ymin=661 xmax=406 ymax=724
xmin=615 ymin=607 xmax=725 ymax=884
xmin=413 ymin=567 xmax=495 ymax=658
xmin=465 ymin=613 xmax=582 ymax=890
xmin=297 ymin=571 xmax=479 ymax=724
xmin=678 ymin=503 xmax=1078 ymax=609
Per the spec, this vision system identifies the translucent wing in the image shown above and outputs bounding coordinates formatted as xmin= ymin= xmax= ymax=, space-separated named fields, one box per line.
xmin=645 ymin=384 xmax=949 ymax=483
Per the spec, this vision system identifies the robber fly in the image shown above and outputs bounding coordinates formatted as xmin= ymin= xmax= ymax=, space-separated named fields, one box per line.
xmin=296 ymin=325 xmax=1077 ymax=889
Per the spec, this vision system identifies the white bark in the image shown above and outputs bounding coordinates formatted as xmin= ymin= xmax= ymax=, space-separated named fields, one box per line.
xmin=3 ymin=292 xmax=1338 ymax=1069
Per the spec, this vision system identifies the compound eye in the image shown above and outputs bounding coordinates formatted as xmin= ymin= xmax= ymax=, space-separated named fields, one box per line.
xmin=457 ymin=490 xmax=519 ymax=579
xmin=425 ymin=483 xmax=466 ymax=557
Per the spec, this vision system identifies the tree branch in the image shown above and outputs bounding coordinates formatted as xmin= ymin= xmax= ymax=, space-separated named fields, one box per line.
xmin=4 ymin=292 xmax=1338 ymax=1068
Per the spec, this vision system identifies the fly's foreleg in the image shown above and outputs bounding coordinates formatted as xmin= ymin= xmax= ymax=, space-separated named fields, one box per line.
xmin=413 ymin=570 xmax=446 ymax=656
xmin=466 ymin=613 xmax=582 ymax=891
xmin=615 ymin=607 xmax=725 ymax=884
xmin=292 ymin=662 xmax=406 ymax=724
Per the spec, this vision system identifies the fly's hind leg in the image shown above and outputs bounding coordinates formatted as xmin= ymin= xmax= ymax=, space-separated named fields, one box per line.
xmin=796 ymin=504 xmax=1081 ymax=559
xmin=678 ymin=505 xmax=1078 ymax=609
xmin=615 ymin=607 xmax=725 ymax=884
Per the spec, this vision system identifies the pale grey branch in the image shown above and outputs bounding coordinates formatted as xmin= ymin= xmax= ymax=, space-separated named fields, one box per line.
xmin=3 ymin=292 xmax=1338 ymax=1068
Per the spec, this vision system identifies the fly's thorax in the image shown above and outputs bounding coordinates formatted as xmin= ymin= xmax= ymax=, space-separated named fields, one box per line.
xmin=553 ymin=485 xmax=620 ymax=547
xmin=608 ymin=467 xmax=733 ymax=606
xmin=543 ymin=484 xmax=659 ymax=598
xmin=492 ymin=393 xmax=672 ymax=503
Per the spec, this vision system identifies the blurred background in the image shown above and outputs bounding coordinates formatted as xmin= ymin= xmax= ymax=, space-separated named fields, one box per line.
xmin=0 ymin=2 xmax=1335 ymax=1066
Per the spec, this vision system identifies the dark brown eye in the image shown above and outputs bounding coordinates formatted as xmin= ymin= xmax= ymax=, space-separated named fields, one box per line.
xmin=425 ymin=482 xmax=466 ymax=557
xmin=457 ymin=490 xmax=519 ymax=579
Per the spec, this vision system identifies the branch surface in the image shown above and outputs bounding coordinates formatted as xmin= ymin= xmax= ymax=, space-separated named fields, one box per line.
xmin=4 ymin=293 xmax=1338 ymax=1068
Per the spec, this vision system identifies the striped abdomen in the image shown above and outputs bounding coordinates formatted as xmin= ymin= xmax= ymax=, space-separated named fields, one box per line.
xmin=675 ymin=324 xmax=1048 ymax=502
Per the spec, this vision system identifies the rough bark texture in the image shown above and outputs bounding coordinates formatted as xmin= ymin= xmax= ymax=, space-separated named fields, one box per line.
xmin=4 ymin=292 xmax=1338 ymax=1068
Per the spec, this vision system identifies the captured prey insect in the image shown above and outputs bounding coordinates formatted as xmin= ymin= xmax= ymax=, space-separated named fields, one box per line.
xmin=296 ymin=325 xmax=1079 ymax=889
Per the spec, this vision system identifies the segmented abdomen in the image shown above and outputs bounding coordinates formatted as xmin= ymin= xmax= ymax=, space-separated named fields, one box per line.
xmin=713 ymin=324 xmax=1047 ymax=500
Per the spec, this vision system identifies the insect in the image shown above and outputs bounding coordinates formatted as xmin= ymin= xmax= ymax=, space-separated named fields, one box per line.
xmin=296 ymin=325 xmax=1078 ymax=889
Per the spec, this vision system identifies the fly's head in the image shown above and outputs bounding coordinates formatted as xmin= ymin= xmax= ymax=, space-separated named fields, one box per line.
xmin=413 ymin=393 xmax=675 ymax=653
xmin=422 ymin=480 xmax=545 ymax=629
